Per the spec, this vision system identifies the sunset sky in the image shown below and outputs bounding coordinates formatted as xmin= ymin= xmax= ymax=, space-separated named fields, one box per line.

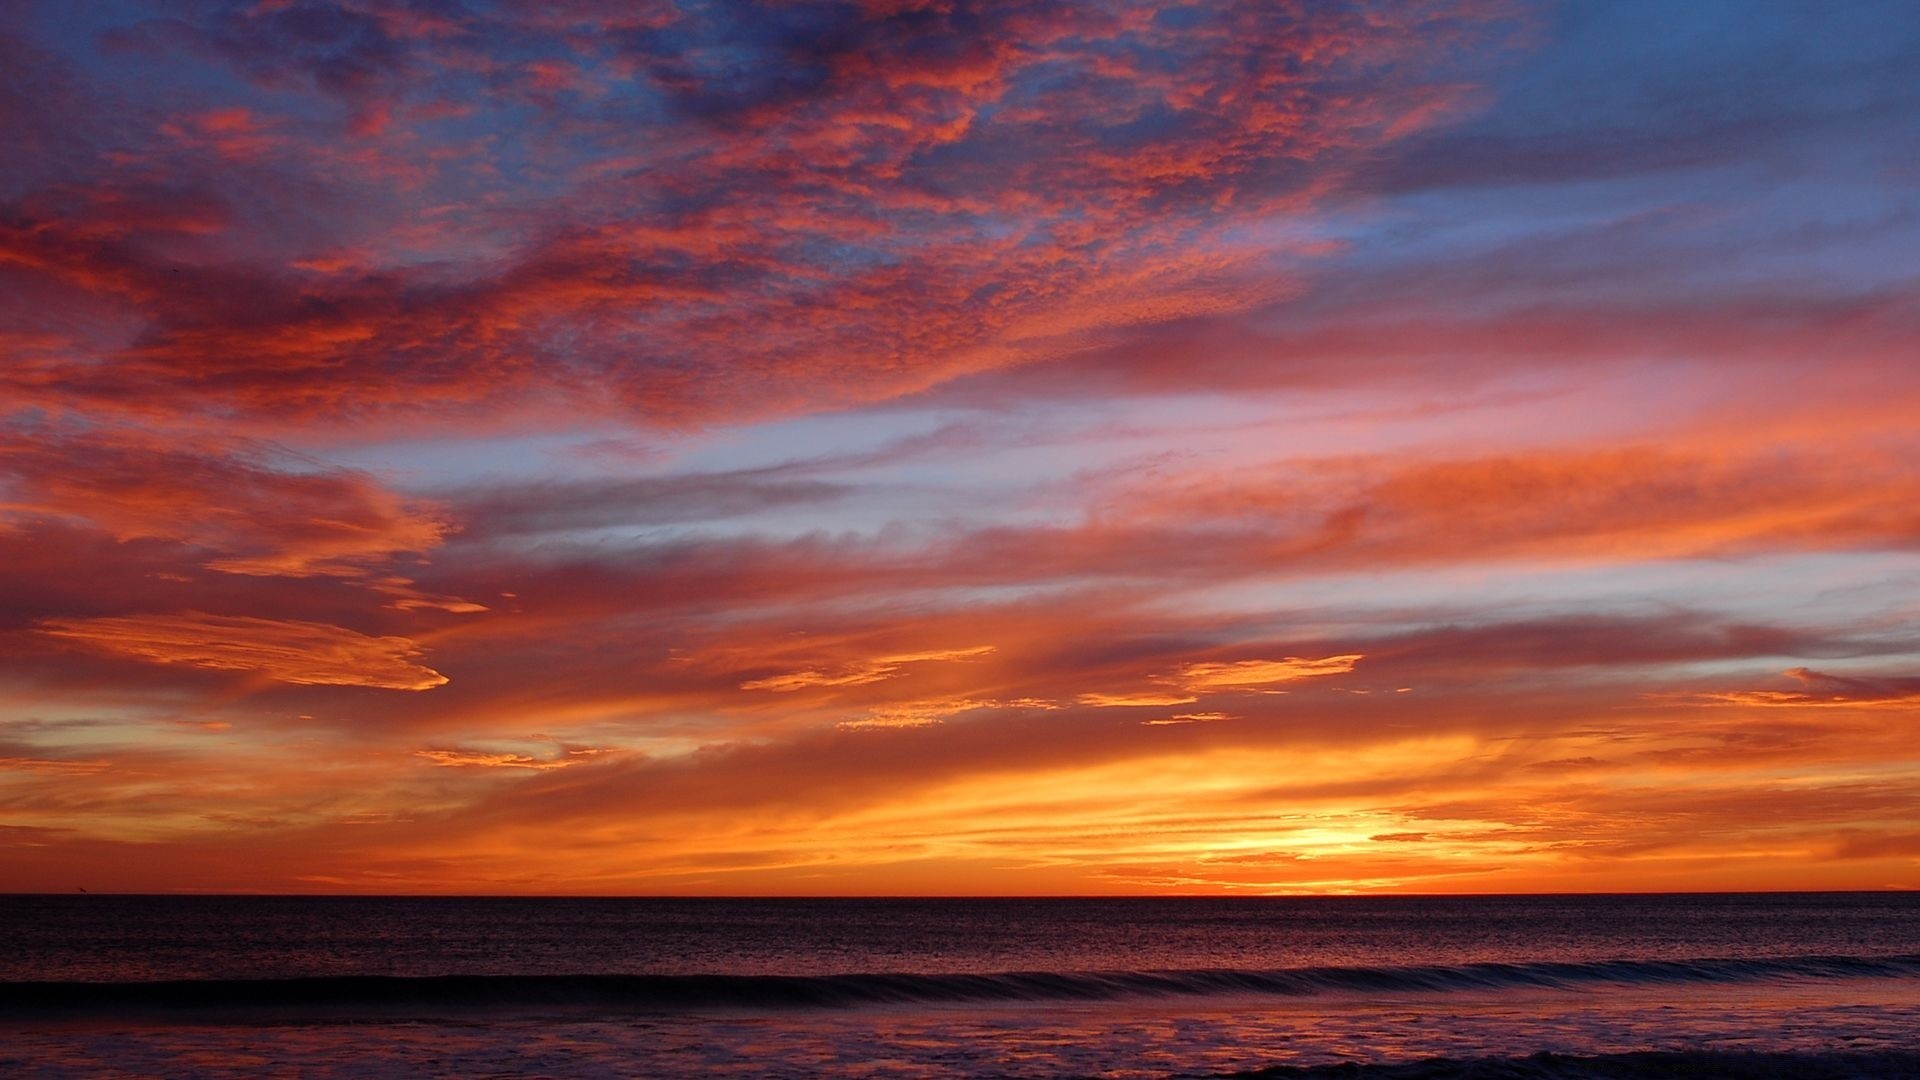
xmin=3 ymin=0 xmax=1919 ymax=895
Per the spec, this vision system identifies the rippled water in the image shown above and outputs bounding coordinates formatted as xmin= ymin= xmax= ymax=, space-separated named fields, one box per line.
xmin=5 ymin=894 xmax=1919 ymax=1077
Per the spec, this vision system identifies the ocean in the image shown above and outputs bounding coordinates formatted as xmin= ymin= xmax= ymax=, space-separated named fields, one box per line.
xmin=4 ymin=893 xmax=1919 ymax=1077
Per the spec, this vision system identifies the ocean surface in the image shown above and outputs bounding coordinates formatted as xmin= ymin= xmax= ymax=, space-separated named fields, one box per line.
xmin=4 ymin=893 xmax=1919 ymax=1077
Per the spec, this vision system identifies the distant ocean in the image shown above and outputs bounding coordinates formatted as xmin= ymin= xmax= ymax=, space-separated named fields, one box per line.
xmin=4 ymin=893 xmax=1919 ymax=1078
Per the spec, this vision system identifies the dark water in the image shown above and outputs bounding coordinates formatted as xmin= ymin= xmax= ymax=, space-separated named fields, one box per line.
xmin=4 ymin=893 xmax=1919 ymax=1077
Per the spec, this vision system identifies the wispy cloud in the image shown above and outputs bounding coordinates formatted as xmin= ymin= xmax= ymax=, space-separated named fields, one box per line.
xmin=742 ymin=646 xmax=997 ymax=692
xmin=1679 ymin=668 xmax=1920 ymax=709
xmin=40 ymin=612 xmax=448 ymax=691
xmin=1178 ymin=656 xmax=1363 ymax=689
xmin=415 ymin=746 xmax=614 ymax=770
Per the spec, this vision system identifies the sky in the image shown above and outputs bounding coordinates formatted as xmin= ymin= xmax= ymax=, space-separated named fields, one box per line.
xmin=2 ymin=0 xmax=1919 ymax=895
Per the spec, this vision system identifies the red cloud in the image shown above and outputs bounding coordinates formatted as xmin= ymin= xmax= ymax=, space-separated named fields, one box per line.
xmin=0 ymin=425 xmax=448 ymax=579
xmin=4 ymin=2 xmax=1517 ymax=427
xmin=40 ymin=611 xmax=448 ymax=691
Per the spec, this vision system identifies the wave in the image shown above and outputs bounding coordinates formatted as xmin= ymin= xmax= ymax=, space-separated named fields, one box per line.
xmin=1225 ymin=1050 xmax=1920 ymax=1079
xmin=5 ymin=953 xmax=1919 ymax=1019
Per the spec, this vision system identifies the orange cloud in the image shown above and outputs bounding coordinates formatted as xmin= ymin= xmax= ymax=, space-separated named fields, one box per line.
xmin=1178 ymin=655 xmax=1364 ymax=689
xmin=1078 ymin=692 xmax=1200 ymax=707
xmin=0 ymin=757 xmax=111 ymax=775
xmin=1680 ymin=668 xmax=1920 ymax=709
xmin=842 ymin=696 xmax=1059 ymax=730
xmin=1075 ymin=655 xmax=1360 ymax=708
xmin=1141 ymin=712 xmax=1233 ymax=726
xmin=39 ymin=612 xmax=448 ymax=690
xmin=741 ymin=646 xmax=996 ymax=692
xmin=414 ymin=747 xmax=611 ymax=770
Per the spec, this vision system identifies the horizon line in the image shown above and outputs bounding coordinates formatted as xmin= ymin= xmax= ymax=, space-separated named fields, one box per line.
xmin=7 ymin=888 xmax=1915 ymax=900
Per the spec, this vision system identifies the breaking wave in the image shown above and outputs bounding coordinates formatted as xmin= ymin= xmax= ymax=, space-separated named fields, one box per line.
xmin=5 ymin=953 xmax=1918 ymax=1019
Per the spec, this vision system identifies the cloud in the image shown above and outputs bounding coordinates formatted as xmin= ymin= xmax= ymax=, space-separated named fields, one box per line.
xmin=1079 ymin=692 xmax=1201 ymax=708
xmin=3 ymin=2 xmax=1516 ymax=428
xmin=0 ymin=424 xmax=449 ymax=580
xmin=414 ymin=747 xmax=612 ymax=770
xmin=446 ymin=470 xmax=852 ymax=540
xmin=1142 ymin=712 xmax=1232 ymax=726
xmin=837 ymin=697 xmax=1050 ymax=731
xmin=1075 ymin=655 xmax=1358 ymax=708
xmin=1035 ymin=439 xmax=1920 ymax=584
xmin=741 ymin=646 xmax=996 ymax=692
xmin=1178 ymin=655 xmax=1363 ymax=688
xmin=0 ymin=757 xmax=111 ymax=775
xmin=1683 ymin=668 xmax=1920 ymax=709
xmin=39 ymin=612 xmax=447 ymax=691
xmin=1833 ymin=830 xmax=1920 ymax=860
xmin=5 ymin=4 xmax=1920 ymax=896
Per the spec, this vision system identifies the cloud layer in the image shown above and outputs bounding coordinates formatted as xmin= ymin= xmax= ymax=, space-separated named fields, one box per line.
xmin=3 ymin=0 xmax=1919 ymax=894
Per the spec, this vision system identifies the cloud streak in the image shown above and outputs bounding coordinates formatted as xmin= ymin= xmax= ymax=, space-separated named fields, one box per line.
xmin=39 ymin=612 xmax=448 ymax=691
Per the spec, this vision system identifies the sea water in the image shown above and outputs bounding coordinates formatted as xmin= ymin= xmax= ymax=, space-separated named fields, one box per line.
xmin=4 ymin=893 xmax=1919 ymax=1077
